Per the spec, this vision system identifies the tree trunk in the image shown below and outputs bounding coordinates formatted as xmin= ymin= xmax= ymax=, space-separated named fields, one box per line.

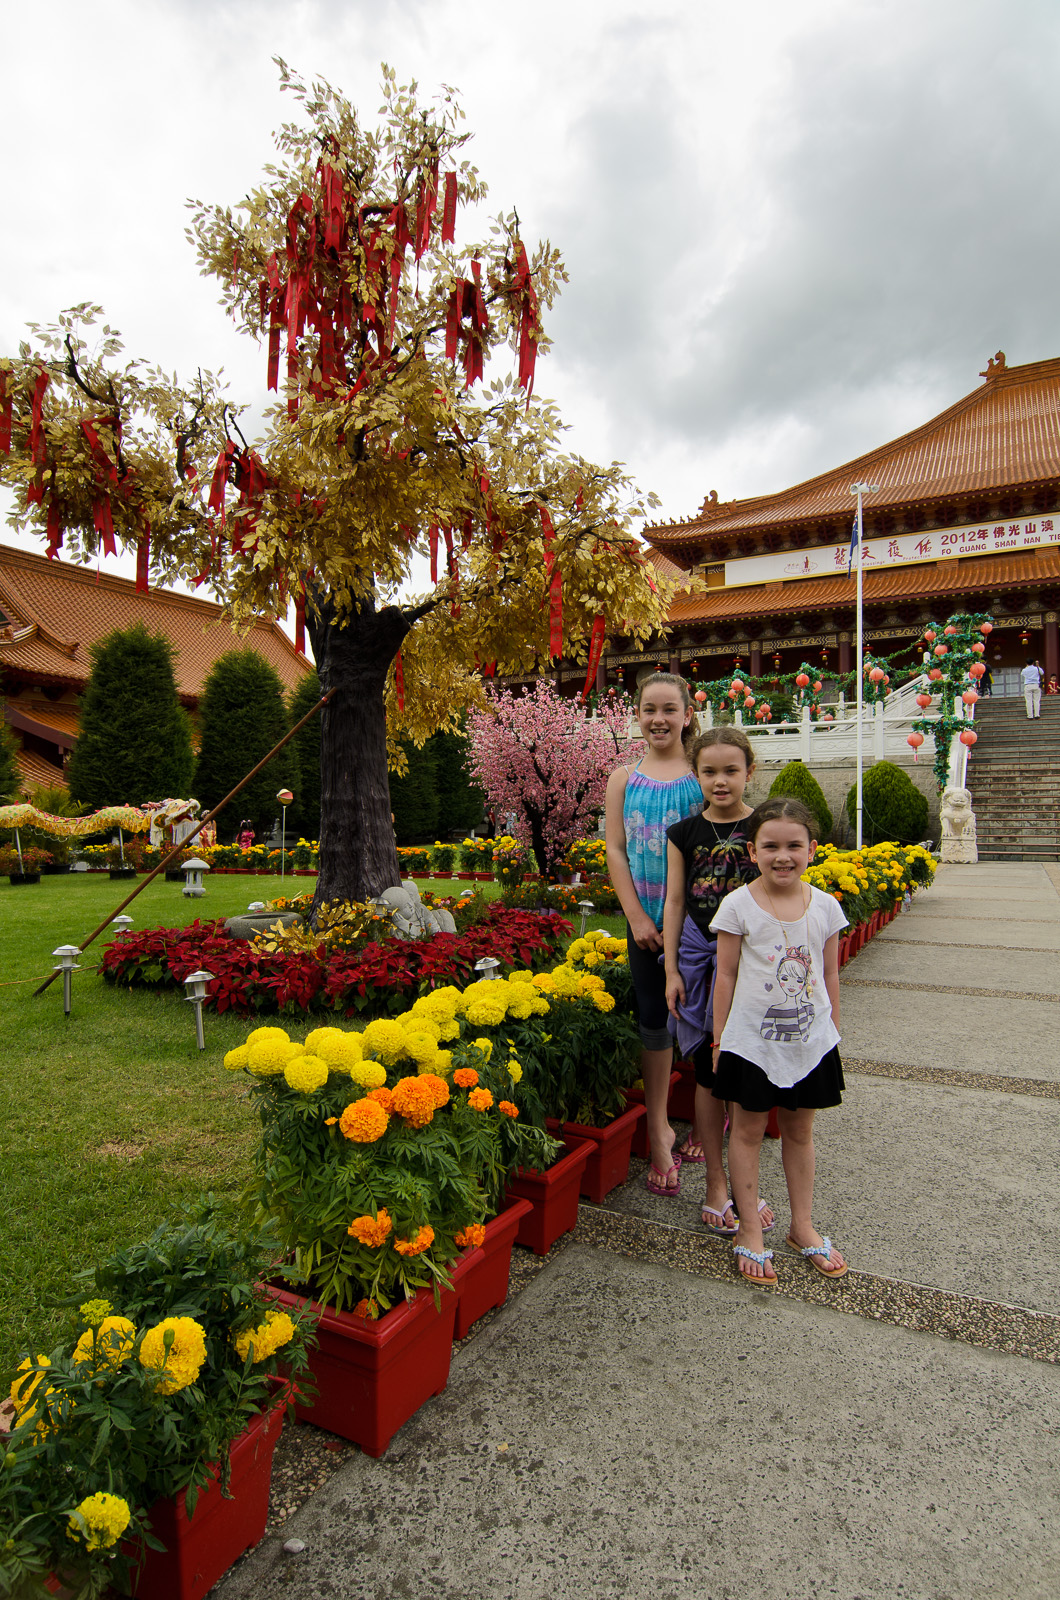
xmin=307 ymin=592 xmax=408 ymax=917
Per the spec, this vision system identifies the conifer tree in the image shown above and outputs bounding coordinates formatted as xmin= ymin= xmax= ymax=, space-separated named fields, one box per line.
xmin=432 ymin=724 xmax=483 ymax=838
xmin=288 ymin=669 xmax=322 ymax=841
xmin=846 ymin=760 xmax=928 ymax=845
xmin=66 ymin=624 xmax=194 ymax=809
xmin=194 ymin=651 xmax=299 ymax=838
xmin=0 ymin=722 xmax=19 ymax=802
xmin=389 ymin=737 xmax=439 ymax=843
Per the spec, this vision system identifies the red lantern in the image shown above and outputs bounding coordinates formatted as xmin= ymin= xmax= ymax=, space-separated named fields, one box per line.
xmin=907 ymin=731 xmax=924 ymax=760
xmin=811 ymin=702 xmax=820 ymax=715
xmin=773 ymin=653 xmax=782 ymax=669
xmin=915 ymin=693 xmax=932 ymax=709
xmin=923 ymin=628 xmax=936 ymax=643
xmin=869 ymin=666 xmax=885 ymax=683
xmin=944 ymin=625 xmax=957 ymax=636
xmin=743 ymin=695 xmax=755 ymax=709
xmin=979 ymin=621 xmax=993 ymax=635
xmin=962 ymin=689 xmax=978 ymax=705
xmin=883 ymin=674 xmax=890 ymax=684
xmin=823 ymin=712 xmax=834 ymax=722
xmin=1020 ymin=630 xmax=1031 ymax=647
xmin=795 ymin=672 xmax=810 ymax=688
xmin=761 ymin=704 xmax=772 ymax=719
xmin=813 ymin=680 xmax=822 ymax=692
xmin=971 ymin=641 xmax=985 ymax=654
xmin=929 ymin=667 xmax=943 ymax=680
xmin=694 ymin=690 xmax=707 ymax=704
xmin=934 ymin=644 xmax=948 ymax=657
xmin=959 ymin=729 xmax=978 ymax=746
xmin=731 ymin=678 xmax=745 ymax=694
xmin=969 ymin=662 xmax=986 ymax=680
xmin=690 ymin=660 xmax=700 ymax=673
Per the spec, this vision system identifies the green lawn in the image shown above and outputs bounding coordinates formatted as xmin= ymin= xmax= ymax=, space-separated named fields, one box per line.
xmin=0 ymin=871 xmax=624 ymax=1375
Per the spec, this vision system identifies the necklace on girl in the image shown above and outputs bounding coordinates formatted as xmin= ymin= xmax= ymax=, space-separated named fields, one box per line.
xmin=761 ymin=882 xmax=809 ymax=943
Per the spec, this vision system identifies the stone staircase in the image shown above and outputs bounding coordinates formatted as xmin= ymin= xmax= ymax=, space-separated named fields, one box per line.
xmin=965 ymin=694 xmax=1060 ymax=860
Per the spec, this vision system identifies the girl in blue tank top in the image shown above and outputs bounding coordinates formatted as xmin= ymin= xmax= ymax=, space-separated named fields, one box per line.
xmin=605 ymin=673 xmax=702 ymax=1196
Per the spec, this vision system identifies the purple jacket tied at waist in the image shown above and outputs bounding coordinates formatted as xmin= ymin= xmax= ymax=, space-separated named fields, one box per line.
xmin=666 ymin=918 xmax=717 ymax=1059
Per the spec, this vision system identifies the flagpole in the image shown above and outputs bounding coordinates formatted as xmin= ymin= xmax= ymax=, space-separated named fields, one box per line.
xmin=851 ymin=481 xmax=880 ymax=850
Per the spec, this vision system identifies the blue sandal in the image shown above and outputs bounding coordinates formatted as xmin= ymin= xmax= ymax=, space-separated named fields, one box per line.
xmin=785 ymin=1234 xmax=848 ymax=1279
xmin=733 ymin=1244 xmax=777 ymax=1289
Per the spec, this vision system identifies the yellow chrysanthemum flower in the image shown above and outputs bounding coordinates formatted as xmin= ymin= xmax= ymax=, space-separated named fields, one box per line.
xmin=396 ymin=1011 xmax=442 ymax=1042
xmin=233 ymin=1308 xmax=296 ymax=1363
xmin=67 ymin=1492 xmax=131 ymax=1552
xmin=247 ymin=1037 xmax=290 ymax=1077
xmin=139 ymin=1317 xmax=207 ymax=1395
xmin=591 ymin=989 xmax=616 ymax=1013
xmin=470 ymin=1037 xmax=493 ymax=1062
xmin=73 ymin=1316 xmax=136 ymax=1370
xmin=362 ymin=1018 xmax=411 ymax=1066
xmin=284 ymin=1053 xmax=330 ymax=1093
xmin=348 ymin=1057 xmax=388 ymax=1089
xmin=246 ymin=1026 xmax=291 ymax=1048
xmin=402 ymin=1030 xmax=441 ymax=1066
xmin=223 ymin=1045 xmax=250 ymax=1072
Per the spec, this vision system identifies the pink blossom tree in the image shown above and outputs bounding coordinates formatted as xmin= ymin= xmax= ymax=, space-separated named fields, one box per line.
xmin=467 ymin=681 xmax=638 ymax=877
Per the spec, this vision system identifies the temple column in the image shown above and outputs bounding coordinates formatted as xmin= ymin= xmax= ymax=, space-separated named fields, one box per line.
xmin=1044 ymin=611 xmax=1059 ymax=684
xmin=750 ymin=642 xmax=762 ymax=678
xmin=838 ymin=629 xmax=852 ymax=676
xmin=669 ymin=651 xmax=680 ymax=676
xmin=596 ymin=659 xmax=608 ymax=695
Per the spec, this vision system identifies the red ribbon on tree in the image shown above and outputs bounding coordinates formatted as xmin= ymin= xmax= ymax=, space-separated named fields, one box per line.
xmin=93 ymin=498 xmax=116 ymax=559
xmin=136 ymin=527 xmax=150 ymax=594
xmin=29 ymin=370 xmax=49 ymax=463
xmin=0 ymin=371 xmax=12 ymax=454
xmin=509 ymin=241 xmax=539 ymax=398
xmin=45 ymin=497 xmax=63 ymax=560
xmin=207 ymin=441 xmax=238 ymax=519
xmin=394 ymin=649 xmax=405 ymax=711
xmin=548 ymin=566 xmax=563 ymax=657
xmin=415 ymin=157 xmax=439 ymax=260
xmin=294 ymin=589 xmax=307 ymax=656
xmin=80 ymin=417 xmax=119 ymax=484
xmin=580 ymin=613 xmax=607 ymax=701
xmin=441 ymin=172 xmax=458 ymax=243
xmin=429 ymin=524 xmax=439 ymax=584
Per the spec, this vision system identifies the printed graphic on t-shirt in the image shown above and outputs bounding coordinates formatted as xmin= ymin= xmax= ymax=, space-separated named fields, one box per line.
xmin=687 ymin=832 xmax=756 ymax=922
xmin=760 ymin=942 xmax=815 ymax=1044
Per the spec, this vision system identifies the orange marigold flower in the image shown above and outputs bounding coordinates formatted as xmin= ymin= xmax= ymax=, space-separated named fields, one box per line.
xmin=394 ymin=1224 xmax=435 ymax=1257
xmin=467 ymin=1087 xmax=494 ymax=1112
xmin=454 ymin=1224 xmax=486 ymax=1248
xmin=498 ymin=1100 xmax=519 ymax=1118
xmin=347 ymin=1208 xmax=393 ymax=1248
xmin=366 ymin=1085 xmax=395 ymax=1115
xmin=418 ymin=1073 xmax=450 ymax=1108
xmin=351 ymin=1298 xmax=380 ymax=1321
xmin=338 ymin=1098 xmax=389 ymax=1143
xmin=391 ymin=1076 xmax=437 ymax=1128
xmin=453 ymin=1067 xmax=479 ymax=1089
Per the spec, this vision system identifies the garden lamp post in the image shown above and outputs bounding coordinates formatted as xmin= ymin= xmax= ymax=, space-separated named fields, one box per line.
xmin=181 ymin=858 xmax=210 ymax=898
xmin=248 ymin=901 xmax=266 ymax=913
xmin=277 ymin=789 xmax=293 ymax=881
xmin=183 ymin=969 xmax=215 ymax=1051
xmin=112 ymin=914 xmax=134 ymax=937
xmin=52 ymin=945 xmax=81 ymax=1016
xmin=577 ymin=899 xmax=595 ymax=937
xmin=473 ymin=956 xmax=501 ymax=980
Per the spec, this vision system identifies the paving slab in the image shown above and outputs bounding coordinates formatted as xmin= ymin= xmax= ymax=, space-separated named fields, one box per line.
xmin=878 ymin=915 xmax=1060 ymax=950
xmin=902 ymin=896 xmax=1058 ymax=922
xmin=839 ymin=939 xmax=1059 ymax=995
xmin=839 ymin=988 xmax=1059 ymax=1078
xmin=215 ymin=1247 xmax=1060 ymax=1600
xmin=605 ymin=1077 xmax=1060 ymax=1315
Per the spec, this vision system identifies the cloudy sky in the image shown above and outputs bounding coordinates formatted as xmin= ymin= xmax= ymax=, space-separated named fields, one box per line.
xmin=3 ymin=0 xmax=1059 ymax=623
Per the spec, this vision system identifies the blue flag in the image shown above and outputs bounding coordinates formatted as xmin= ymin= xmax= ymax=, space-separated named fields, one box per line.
xmin=847 ymin=513 xmax=859 ymax=577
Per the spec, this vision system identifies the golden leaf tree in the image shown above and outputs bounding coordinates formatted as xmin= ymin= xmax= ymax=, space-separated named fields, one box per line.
xmin=0 ymin=64 xmax=673 ymax=911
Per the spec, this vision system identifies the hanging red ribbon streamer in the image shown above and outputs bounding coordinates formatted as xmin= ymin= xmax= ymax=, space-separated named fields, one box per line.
xmin=394 ymin=649 xmax=405 ymax=711
xmin=45 ymin=498 xmax=63 ymax=560
xmin=429 ymin=524 xmax=439 ymax=584
xmin=29 ymin=371 xmax=49 ymax=463
xmin=135 ymin=528 xmax=150 ymax=594
xmin=580 ymin=613 xmax=607 ymax=701
xmin=295 ymin=590 xmax=306 ymax=656
xmin=80 ymin=417 xmax=119 ymax=484
xmin=441 ymin=172 xmax=458 ymax=242
xmin=549 ymin=566 xmax=563 ymax=657
xmin=93 ymin=498 xmax=116 ymax=558
xmin=0 ymin=371 xmax=12 ymax=454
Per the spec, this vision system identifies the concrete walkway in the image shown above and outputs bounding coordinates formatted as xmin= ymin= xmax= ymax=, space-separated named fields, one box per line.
xmin=216 ymin=864 xmax=1060 ymax=1600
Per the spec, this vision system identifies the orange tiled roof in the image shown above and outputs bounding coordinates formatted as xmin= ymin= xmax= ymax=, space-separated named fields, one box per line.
xmin=13 ymin=747 xmax=66 ymax=793
xmin=650 ymin=358 xmax=1060 ymax=549
xmin=0 ymin=544 xmax=309 ymax=699
xmin=666 ymin=547 xmax=1060 ymax=624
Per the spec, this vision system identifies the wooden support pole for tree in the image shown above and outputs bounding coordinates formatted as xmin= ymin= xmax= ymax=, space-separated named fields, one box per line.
xmin=33 ymin=690 xmax=335 ymax=998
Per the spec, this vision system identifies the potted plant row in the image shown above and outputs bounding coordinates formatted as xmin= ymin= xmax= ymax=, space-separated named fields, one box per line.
xmin=0 ymin=845 xmax=52 ymax=885
xmin=1 ymin=1207 xmax=315 ymax=1600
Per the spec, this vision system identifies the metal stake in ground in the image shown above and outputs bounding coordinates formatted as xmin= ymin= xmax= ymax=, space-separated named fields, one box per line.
xmin=277 ymin=788 xmax=294 ymax=881
xmin=33 ymin=690 xmax=336 ymax=999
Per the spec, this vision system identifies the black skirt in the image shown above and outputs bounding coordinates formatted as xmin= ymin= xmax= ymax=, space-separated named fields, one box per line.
xmin=711 ymin=1045 xmax=844 ymax=1114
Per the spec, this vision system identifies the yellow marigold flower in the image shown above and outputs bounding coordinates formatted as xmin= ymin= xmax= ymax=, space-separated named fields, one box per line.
xmin=339 ymin=1098 xmax=389 ymax=1142
xmin=285 ymin=1040 xmax=307 ymax=1059
xmin=67 ymin=1492 xmax=131 ymax=1552
xmin=577 ymin=973 xmax=605 ymax=993
xmin=417 ymin=1072 xmax=450 ymax=1108
xmin=454 ymin=1224 xmax=486 ymax=1248
xmin=305 ymin=1027 xmax=363 ymax=1070
xmin=246 ymin=1026 xmax=291 ymax=1049
xmin=462 ymin=980 xmax=511 ymax=1015
xmin=436 ymin=1018 xmax=460 ymax=1042
xmin=352 ymin=1297 xmax=380 ymax=1320
xmin=73 ymin=1316 xmax=136 ymax=1370
xmin=591 ymin=990 xmax=616 ymax=1013
xmin=468 ymin=1087 xmax=494 ymax=1111
xmin=507 ymin=1059 xmax=523 ymax=1083
xmin=582 ymin=952 xmax=603 ymax=967
xmin=284 ymin=1053 xmax=330 ymax=1093
xmin=470 ymin=1037 xmax=493 ymax=1061
xmin=498 ymin=1100 xmax=519 ymax=1118
xmin=366 ymin=1085 xmax=395 ymax=1114
xmin=391 ymin=1076 xmax=437 ymax=1128
xmin=247 ymin=1037 xmax=290 ymax=1077
xmin=362 ymin=1019 xmax=411 ymax=1066
xmin=233 ymin=1309 xmax=296 ymax=1363
xmin=413 ymin=985 xmax=463 ymax=1020
xmin=78 ymin=1299 xmax=113 ymax=1327
xmin=347 ymin=1208 xmax=393 ymax=1248
xmin=434 ymin=1048 xmax=454 ymax=1074
xmin=10 ymin=1356 xmax=52 ymax=1418
xmin=224 ymin=1045 xmax=250 ymax=1072
xmin=394 ymin=1224 xmax=435 ymax=1257
xmin=528 ymin=995 xmax=550 ymax=1015
xmin=506 ymin=969 xmax=536 ymax=986
xmin=532 ymin=973 xmax=556 ymax=993
xmin=349 ymin=1057 xmax=388 ymax=1089
xmin=465 ymin=1002 xmax=506 ymax=1027
xmin=403 ymin=1030 xmax=441 ymax=1066
xmin=398 ymin=1011 xmax=442 ymax=1042
xmin=505 ymin=992 xmax=533 ymax=1020
xmin=139 ymin=1317 xmax=207 ymax=1395
xmin=454 ymin=1067 xmax=479 ymax=1088
xmin=567 ymin=939 xmax=587 ymax=960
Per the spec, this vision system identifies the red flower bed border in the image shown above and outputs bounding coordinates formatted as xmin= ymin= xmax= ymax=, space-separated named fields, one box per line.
xmin=99 ymin=904 xmax=572 ymax=1018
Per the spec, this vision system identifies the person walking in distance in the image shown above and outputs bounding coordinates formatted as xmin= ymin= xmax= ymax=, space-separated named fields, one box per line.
xmin=1022 ymin=658 xmax=1043 ymax=719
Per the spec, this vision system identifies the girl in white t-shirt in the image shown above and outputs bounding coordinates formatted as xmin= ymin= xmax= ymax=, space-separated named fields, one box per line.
xmin=709 ymin=797 xmax=849 ymax=1288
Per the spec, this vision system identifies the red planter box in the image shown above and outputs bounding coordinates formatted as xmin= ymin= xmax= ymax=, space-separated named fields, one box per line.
xmin=449 ymin=1198 xmax=533 ymax=1339
xmin=264 ymin=1281 xmax=456 ymax=1458
xmin=471 ymin=871 xmax=495 ymax=881
xmin=546 ymin=1102 xmax=646 ymax=1203
xmin=505 ymin=1138 xmax=593 ymax=1255
xmin=624 ymin=1071 xmax=680 ymax=1158
xmin=127 ymin=1383 xmax=287 ymax=1600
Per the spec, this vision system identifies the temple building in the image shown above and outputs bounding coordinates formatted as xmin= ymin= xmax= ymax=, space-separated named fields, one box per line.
xmin=596 ymin=353 xmax=1060 ymax=697
xmin=0 ymin=543 xmax=309 ymax=794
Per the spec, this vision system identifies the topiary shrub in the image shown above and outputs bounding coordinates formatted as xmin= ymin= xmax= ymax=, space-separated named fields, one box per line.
xmin=767 ymin=761 xmax=833 ymax=841
xmin=68 ymin=623 xmax=194 ymax=810
xmin=845 ymin=760 xmax=928 ymax=845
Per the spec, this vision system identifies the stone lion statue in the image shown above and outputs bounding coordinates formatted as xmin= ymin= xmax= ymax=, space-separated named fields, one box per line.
xmin=940 ymin=787 xmax=977 ymax=862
